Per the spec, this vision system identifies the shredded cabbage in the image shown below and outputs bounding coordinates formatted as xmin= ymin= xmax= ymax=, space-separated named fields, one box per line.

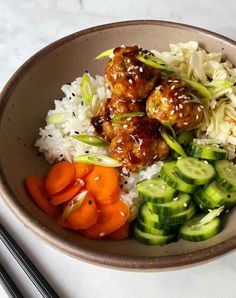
xmin=153 ymin=41 xmax=236 ymax=159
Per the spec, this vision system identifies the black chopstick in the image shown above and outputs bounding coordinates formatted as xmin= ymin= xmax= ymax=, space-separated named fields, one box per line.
xmin=0 ymin=263 xmax=24 ymax=298
xmin=0 ymin=222 xmax=59 ymax=298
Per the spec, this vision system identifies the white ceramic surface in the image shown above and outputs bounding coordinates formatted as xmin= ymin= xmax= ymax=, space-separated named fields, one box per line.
xmin=0 ymin=1 xmax=236 ymax=297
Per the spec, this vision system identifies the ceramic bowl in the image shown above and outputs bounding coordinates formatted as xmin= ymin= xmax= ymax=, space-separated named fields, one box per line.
xmin=1 ymin=20 xmax=236 ymax=270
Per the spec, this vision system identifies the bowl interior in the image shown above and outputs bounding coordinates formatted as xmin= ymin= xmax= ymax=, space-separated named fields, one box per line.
xmin=1 ymin=21 xmax=236 ymax=269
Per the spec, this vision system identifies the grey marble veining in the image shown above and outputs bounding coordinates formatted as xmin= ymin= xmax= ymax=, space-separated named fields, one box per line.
xmin=0 ymin=1 xmax=236 ymax=298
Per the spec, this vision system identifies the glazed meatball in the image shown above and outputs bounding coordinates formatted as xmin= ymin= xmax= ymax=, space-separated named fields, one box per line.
xmin=146 ymin=77 xmax=204 ymax=131
xmin=111 ymin=117 xmax=170 ymax=172
xmin=92 ymin=95 xmax=145 ymax=141
xmin=105 ymin=46 xmax=160 ymax=100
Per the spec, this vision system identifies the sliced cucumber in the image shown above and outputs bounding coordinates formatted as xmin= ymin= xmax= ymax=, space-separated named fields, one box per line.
xmin=137 ymin=178 xmax=177 ymax=203
xmin=136 ymin=218 xmax=177 ymax=236
xmin=215 ymin=160 xmax=236 ymax=192
xmin=180 ymin=214 xmax=221 ymax=242
xmin=187 ymin=143 xmax=228 ymax=160
xmin=203 ymin=181 xmax=233 ymax=207
xmin=147 ymin=193 xmax=191 ymax=216
xmin=161 ymin=161 xmax=197 ymax=193
xmin=157 ymin=202 xmax=196 ymax=225
xmin=139 ymin=204 xmax=168 ymax=229
xmin=193 ymin=189 xmax=215 ymax=211
xmin=133 ymin=223 xmax=176 ymax=245
xmin=176 ymin=157 xmax=215 ymax=185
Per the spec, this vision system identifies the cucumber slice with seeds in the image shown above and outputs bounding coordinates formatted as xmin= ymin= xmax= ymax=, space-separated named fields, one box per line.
xmin=147 ymin=193 xmax=191 ymax=216
xmin=193 ymin=189 xmax=215 ymax=211
xmin=187 ymin=143 xmax=228 ymax=160
xmin=176 ymin=157 xmax=215 ymax=185
xmin=215 ymin=160 xmax=236 ymax=192
xmin=180 ymin=214 xmax=221 ymax=242
xmin=161 ymin=161 xmax=197 ymax=193
xmin=133 ymin=223 xmax=176 ymax=245
xmin=137 ymin=178 xmax=177 ymax=203
xmin=156 ymin=202 xmax=196 ymax=225
xmin=139 ymin=204 xmax=170 ymax=229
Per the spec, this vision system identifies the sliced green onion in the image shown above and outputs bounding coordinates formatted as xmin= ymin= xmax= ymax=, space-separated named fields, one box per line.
xmin=163 ymin=122 xmax=176 ymax=139
xmin=95 ymin=48 xmax=114 ymax=59
xmin=74 ymin=154 xmax=120 ymax=167
xmin=199 ymin=206 xmax=224 ymax=225
xmin=61 ymin=190 xmax=88 ymax=220
xmin=183 ymin=79 xmax=212 ymax=99
xmin=72 ymin=134 xmax=109 ymax=147
xmin=46 ymin=113 xmax=67 ymax=124
xmin=81 ymin=73 xmax=93 ymax=105
xmin=136 ymin=54 xmax=170 ymax=70
xmin=112 ymin=112 xmax=145 ymax=125
xmin=160 ymin=127 xmax=187 ymax=157
xmin=204 ymin=80 xmax=233 ymax=88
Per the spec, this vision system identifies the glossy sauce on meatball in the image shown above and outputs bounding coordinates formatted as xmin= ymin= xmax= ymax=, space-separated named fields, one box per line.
xmin=146 ymin=77 xmax=204 ymax=131
xmin=105 ymin=46 xmax=160 ymax=100
xmin=111 ymin=117 xmax=170 ymax=172
xmin=92 ymin=95 xmax=145 ymax=141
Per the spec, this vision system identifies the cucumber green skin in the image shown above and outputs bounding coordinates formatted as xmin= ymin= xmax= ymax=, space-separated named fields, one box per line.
xmin=186 ymin=144 xmax=228 ymax=160
xmin=133 ymin=223 xmax=176 ymax=245
xmin=137 ymin=178 xmax=177 ymax=203
xmin=215 ymin=160 xmax=236 ymax=192
xmin=193 ymin=188 xmax=225 ymax=211
xmin=203 ymin=181 xmax=233 ymax=207
xmin=160 ymin=161 xmax=197 ymax=193
xmin=156 ymin=203 xmax=196 ymax=225
xmin=176 ymin=157 xmax=216 ymax=185
xmin=147 ymin=193 xmax=191 ymax=216
xmin=180 ymin=215 xmax=221 ymax=242
xmin=177 ymin=131 xmax=194 ymax=147
xmin=136 ymin=218 xmax=178 ymax=236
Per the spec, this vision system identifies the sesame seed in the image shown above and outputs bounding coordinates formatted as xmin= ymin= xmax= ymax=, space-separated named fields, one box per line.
xmin=168 ymin=79 xmax=173 ymax=83
xmin=173 ymin=197 xmax=179 ymax=201
xmin=184 ymin=203 xmax=188 ymax=207
xmin=72 ymin=93 xmax=75 ymax=97
xmin=127 ymin=58 xmax=131 ymax=63
xmin=173 ymin=80 xmax=179 ymax=83
xmin=139 ymin=67 xmax=143 ymax=72
xmin=120 ymin=212 xmax=125 ymax=216
xmin=196 ymin=114 xmax=199 ymax=120
xmin=179 ymin=104 xmax=183 ymax=109
xmin=200 ymin=105 xmax=204 ymax=108
xmin=225 ymin=209 xmax=230 ymax=213
xmin=175 ymin=106 xmax=179 ymax=111
xmin=204 ymin=160 xmax=208 ymax=164
xmin=100 ymin=232 xmax=105 ymax=237
xmin=113 ymin=74 xmax=117 ymax=80
xmin=183 ymin=122 xmax=188 ymax=125
xmin=74 ymin=131 xmax=79 ymax=134
xmin=135 ymin=75 xmax=139 ymax=80
xmin=128 ymin=79 xmax=133 ymax=84
xmin=171 ymin=85 xmax=175 ymax=90
xmin=94 ymin=176 xmax=100 ymax=181
xmin=179 ymin=113 xmax=183 ymax=118
xmin=85 ymin=150 xmax=89 ymax=153
xmin=170 ymin=110 xmax=175 ymax=115
xmin=197 ymin=106 xmax=202 ymax=112
xmin=123 ymin=124 xmax=128 ymax=128
xmin=199 ymin=204 xmax=203 ymax=209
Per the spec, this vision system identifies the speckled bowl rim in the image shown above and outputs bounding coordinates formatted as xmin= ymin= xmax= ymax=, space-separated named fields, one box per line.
xmin=1 ymin=20 xmax=236 ymax=270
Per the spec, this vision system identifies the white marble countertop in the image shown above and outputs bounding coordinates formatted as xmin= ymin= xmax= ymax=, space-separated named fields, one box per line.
xmin=0 ymin=1 xmax=236 ymax=297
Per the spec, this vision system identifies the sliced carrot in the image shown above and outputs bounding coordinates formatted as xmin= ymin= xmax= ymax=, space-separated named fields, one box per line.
xmin=25 ymin=176 xmax=60 ymax=217
xmin=50 ymin=180 xmax=83 ymax=206
xmin=107 ymin=222 xmax=129 ymax=240
xmin=75 ymin=163 xmax=93 ymax=178
xmin=80 ymin=199 xmax=130 ymax=239
xmin=84 ymin=165 xmax=120 ymax=205
xmin=56 ymin=217 xmax=71 ymax=229
xmin=44 ymin=161 xmax=75 ymax=195
xmin=67 ymin=191 xmax=98 ymax=230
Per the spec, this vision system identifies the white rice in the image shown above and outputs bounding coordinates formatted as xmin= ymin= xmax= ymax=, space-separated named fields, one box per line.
xmin=36 ymin=41 xmax=236 ymax=220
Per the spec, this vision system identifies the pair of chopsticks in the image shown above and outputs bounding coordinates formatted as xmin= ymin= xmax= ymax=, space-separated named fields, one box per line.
xmin=0 ymin=222 xmax=59 ymax=298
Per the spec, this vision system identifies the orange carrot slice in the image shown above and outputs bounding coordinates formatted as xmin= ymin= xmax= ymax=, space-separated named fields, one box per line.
xmin=56 ymin=217 xmax=71 ymax=229
xmin=44 ymin=161 xmax=75 ymax=195
xmin=108 ymin=222 xmax=129 ymax=240
xmin=25 ymin=176 xmax=60 ymax=217
xmin=80 ymin=199 xmax=130 ymax=239
xmin=84 ymin=165 xmax=120 ymax=205
xmin=67 ymin=191 xmax=98 ymax=230
xmin=50 ymin=180 xmax=83 ymax=206
xmin=75 ymin=163 xmax=93 ymax=178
